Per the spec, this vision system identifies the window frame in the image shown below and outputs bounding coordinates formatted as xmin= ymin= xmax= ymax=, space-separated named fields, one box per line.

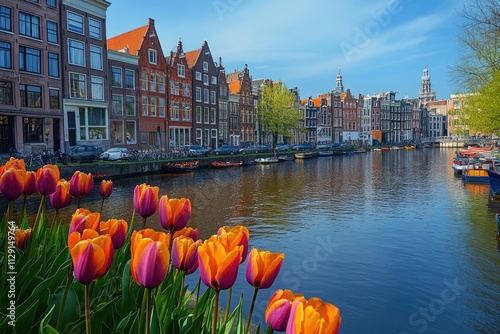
xmin=112 ymin=94 xmax=123 ymax=115
xmin=23 ymin=117 xmax=43 ymax=143
xmin=0 ymin=80 xmax=13 ymax=105
xmin=125 ymin=95 xmax=136 ymax=116
xmin=0 ymin=6 xmax=11 ymax=32
xmin=67 ymin=11 xmax=84 ymax=35
xmin=49 ymin=88 xmax=59 ymax=109
xmin=69 ymin=72 xmax=86 ymax=99
xmin=89 ymin=45 xmax=103 ymax=70
xmin=19 ymin=12 xmax=40 ymax=39
xmin=88 ymin=17 xmax=101 ymax=40
xmin=20 ymin=84 xmax=42 ymax=108
xmin=111 ymin=67 xmax=122 ymax=88
xmin=177 ymin=64 xmax=185 ymax=78
xmin=125 ymin=69 xmax=135 ymax=89
xmin=91 ymin=76 xmax=104 ymax=100
xmin=68 ymin=39 xmax=85 ymax=66
xmin=19 ymin=46 xmax=41 ymax=74
xmin=148 ymin=49 xmax=157 ymax=64
xmin=48 ymin=52 xmax=59 ymax=77
xmin=0 ymin=41 xmax=11 ymax=69
xmin=47 ymin=20 xmax=58 ymax=44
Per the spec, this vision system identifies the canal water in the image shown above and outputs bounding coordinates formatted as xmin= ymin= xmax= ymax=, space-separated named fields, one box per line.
xmin=7 ymin=148 xmax=500 ymax=333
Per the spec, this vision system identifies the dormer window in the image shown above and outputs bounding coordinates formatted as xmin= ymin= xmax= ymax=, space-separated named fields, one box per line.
xmin=148 ymin=49 xmax=157 ymax=64
xmin=177 ymin=64 xmax=185 ymax=78
xmin=203 ymin=61 xmax=208 ymax=72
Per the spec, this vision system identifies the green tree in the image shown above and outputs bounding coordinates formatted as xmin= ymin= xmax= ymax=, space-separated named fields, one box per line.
xmin=257 ymin=81 xmax=302 ymax=147
xmin=452 ymin=0 xmax=500 ymax=134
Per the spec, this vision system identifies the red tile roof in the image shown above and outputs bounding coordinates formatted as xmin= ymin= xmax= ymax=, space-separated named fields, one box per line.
xmin=228 ymin=81 xmax=241 ymax=94
xmin=107 ymin=24 xmax=149 ymax=55
xmin=185 ymin=48 xmax=201 ymax=69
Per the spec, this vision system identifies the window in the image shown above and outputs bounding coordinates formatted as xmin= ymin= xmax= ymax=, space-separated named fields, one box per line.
xmin=203 ymin=61 xmax=208 ymax=72
xmin=79 ymin=107 xmax=107 ymax=140
xmin=91 ymin=76 xmax=103 ymax=100
xmin=90 ymin=45 xmax=102 ymax=70
xmin=196 ymin=106 xmax=201 ymax=123
xmin=47 ymin=21 xmax=58 ymax=44
xmin=184 ymin=84 xmax=191 ymax=97
xmin=70 ymin=73 xmax=86 ymax=98
xmin=204 ymin=107 xmax=209 ymax=124
xmin=20 ymin=84 xmax=41 ymax=108
xmin=19 ymin=47 xmax=41 ymax=74
xmin=159 ymin=98 xmax=165 ymax=117
xmin=196 ymin=87 xmax=201 ymax=102
xmin=150 ymin=97 xmax=157 ymax=116
xmin=49 ymin=88 xmax=59 ymax=109
xmin=203 ymin=129 xmax=209 ymax=146
xmin=203 ymin=89 xmax=209 ymax=103
xmin=142 ymin=96 xmax=148 ymax=116
xmin=111 ymin=67 xmax=122 ymax=87
xmin=210 ymin=108 xmax=216 ymax=124
xmin=19 ymin=12 xmax=40 ymax=39
xmin=23 ymin=118 xmax=43 ymax=143
xmin=67 ymin=12 xmax=83 ymax=34
xmin=150 ymin=75 xmax=156 ymax=92
xmin=178 ymin=64 xmax=185 ymax=78
xmin=68 ymin=39 xmax=84 ymax=66
xmin=210 ymin=91 xmax=216 ymax=104
xmin=171 ymin=103 xmax=179 ymax=120
xmin=126 ymin=96 xmax=135 ymax=116
xmin=0 ymin=6 xmax=11 ymax=32
xmin=196 ymin=129 xmax=202 ymax=143
xmin=125 ymin=69 xmax=135 ymax=89
xmin=0 ymin=41 xmax=11 ymax=69
xmin=89 ymin=18 xmax=101 ymax=39
xmin=112 ymin=94 xmax=123 ymax=115
xmin=211 ymin=76 xmax=217 ymax=85
xmin=148 ymin=49 xmax=157 ymax=64
xmin=182 ymin=106 xmax=191 ymax=121
xmin=0 ymin=81 xmax=13 ymax=105
xmin=195 ymin=71 xmax=201 ymax=80
xmin=47 ymin=0 xmax=56 ymax=8
xmin=112 ymin=121 xmax=124 ymax=144
xmin=126 ymin=121 xmax=136 ymax=144
xmin=48 ymin=52 xmax=59 ymax=77
xmin=158 ymin=76 xmax=165 ymax=93
xmin=203 ymin=74 xmax=209 ymax=86
xmin=141 ymin=72 xmax=148 ymax=90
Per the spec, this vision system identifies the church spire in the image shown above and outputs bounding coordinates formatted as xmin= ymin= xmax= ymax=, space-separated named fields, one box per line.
xmin=334 ymin=66 xmax=344 ymax=93
xmin=419 ymin=66 xmax=436 ymax=103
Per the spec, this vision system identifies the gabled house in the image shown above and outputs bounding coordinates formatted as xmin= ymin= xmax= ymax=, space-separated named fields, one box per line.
xmin=167 ymin=39 xmax=193 ymax=148
xmin=217 ymin=57 xmax=229 ymax=145
xmin=227 ymin=64 xmax=254 ymax=147
xmin=108 ymin=18 xmax=168 ymax=149
xmin=185 ymin=41 xmax=219 ymax=149
xmin=340 ymin=88 xmax=359 ymax=142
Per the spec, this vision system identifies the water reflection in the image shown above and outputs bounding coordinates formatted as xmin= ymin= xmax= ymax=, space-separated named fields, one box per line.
xmin=2 ymin=149 xmax=500 ymax=333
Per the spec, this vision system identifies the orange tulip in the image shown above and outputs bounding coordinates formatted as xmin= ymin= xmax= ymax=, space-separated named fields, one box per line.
xmin=23 ymin=171 xmax=37 ymax=196
xmin=69 ymin=171 xmax=94 ymax=198
xmin=215 ymin=225 xmax=250 ymax=262
xmin=197 ymin=239 xmax=242 ymax=291
xmin=4 ymin=157 xmax=26 ymax=171
xmin=69 ymin=208 xmax=100 ymax=235
xmin=0 ymin=167 xmax=25 ymax=201
xmin=49 ymin=179 xmax=73 ymax=209
xmin=286 ymin=297 xmax=341 ymax=334
xmin=100 ymin=219 xmax=128 ymax=249
xmin=246 ymin=248 xmax=284 ymax=289
xmin=130 ymin=229 xmax=170 ymax=289
xmin=35 ymin=164 xmax=60 ymax=196
xmin=68 ymin=230 xmax=114 ymax=285
xmin=15 ymin=228 xmax=31 ymax=251
xmin=172 ymin=236 xmax=200 ymax=275
xmin=159 ymin=195 xmax=191 ymax=232
xmin=99 ymin=179 xmax=113 ymax=198
xmin=173 ymin=227 xmax=199 ymax=241
xmin=133 ymin=183 xmax=159 ymax=218
xmin=265 ymin=289 xmax=305 ymax=332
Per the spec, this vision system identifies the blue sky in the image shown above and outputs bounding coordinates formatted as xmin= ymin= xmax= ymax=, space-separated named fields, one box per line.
xmin=106 ymin=0 xmax=470 ymax=101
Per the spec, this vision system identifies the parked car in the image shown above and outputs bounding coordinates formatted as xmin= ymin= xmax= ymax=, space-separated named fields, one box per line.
xmin=100 ymin=148 xmax=131 ymax=161
xmin=68 ymin=145 xmax=100 ymax=162
xmin=213 ymin=144 xmax=239 ymax=155
xmin=239 ymin=145 xmax=270 ymax=154
xmin=292 ymin=142 xmax=313 ymax=151
xmin=186 ymin=144 xmax=209 ymax=157
xmin=275 ymin=144 xmax=290 ymax=152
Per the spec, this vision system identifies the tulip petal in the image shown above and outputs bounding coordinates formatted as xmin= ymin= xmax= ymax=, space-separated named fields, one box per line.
xmin=132 ymin=239 xmax=169 ymax=289
xmin=71 ymin=241 xmax=105 ymax=285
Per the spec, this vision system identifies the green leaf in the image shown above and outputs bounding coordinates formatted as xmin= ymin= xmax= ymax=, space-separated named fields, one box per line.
xmin=39 ymin=304 xmax=59 ymax=334
xmin=14 ymin=299 xmax=39 ymax=334
xmin=48 ymin=286 xmax=80 ymax=329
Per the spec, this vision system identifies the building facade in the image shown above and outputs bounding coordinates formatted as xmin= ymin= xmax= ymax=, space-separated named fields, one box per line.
xmin=227 ymin=64 xmax=253 ymax=146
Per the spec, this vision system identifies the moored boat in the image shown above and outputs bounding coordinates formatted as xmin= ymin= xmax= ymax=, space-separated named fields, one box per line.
xmin=277 ymin=155 xmax=294 ymax=162
xmin=254 ymin=157 xmax=279 ymax=164
xmin=318 ymin=151 xmax=334 ymax=157
xmin=487 ymin=169 xmax=500 ymax=196
xmin=462 ymin=167 xmax=490 ymax=183
xmin=294 ymin=151 xmax=318 ymax=159
xmin=210 ymin=161 xmax=243 ymax=168
xmin=162 ymin=161 xmax=199 ymax=173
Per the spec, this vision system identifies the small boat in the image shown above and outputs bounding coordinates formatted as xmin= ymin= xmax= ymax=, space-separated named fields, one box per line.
xmin=318 ymin=151 xmax=334 ymax=157
xmin=277 ymin=155 xmax=294 ymax=162
xmin=404 ymin=145 xmax=415 ymax=150
xmin=254 ymin=157 xmax=279 ymax=164
xmin=294 ymin=151 xmax=318 ymax=159
xmin=462 ymin=167 xmax=490 ymax=183
xmin=380 ymin=147 xmax=391 ymax=151
xmin=487 ymin=169 xmax=500 ymax=196
xmin=162 ymin=161 xmax=199 ymax=173
xmin=451 ymin=156 xmax=471 ymax=175
xmin=211 ymin=161 xmax=243 ymax=168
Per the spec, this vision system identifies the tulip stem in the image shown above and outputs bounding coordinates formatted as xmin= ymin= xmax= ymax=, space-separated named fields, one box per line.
xmin=99 ymin=197 xmax=105 ymax=216
xmin=33 ymin=195 xmax=46 ymax=234
xmin=21 ymin=194 xmax=27 ymax=220
xmin=77 ymin=196 xmax=82 ymax=209
xmin=0 ymin=201 xmax=13 ymax=295
xmin=245 ymin=287 xmax=259 ymax=334
xmin=177 ymin=273 xmax=185 ymax=312
xmin=212 ymin=289 xmax=220 ymax=334
xmin=223 ymin=287 xmax=233 ymax=325
xmin=57 ymin=264 xmax=74 ymax=331
xmin=141 ymin=217 xmax=147 ymax=230
xmin=50 ymin=209 xmax=59 ymax=229
xmin=145 ymin=288 xmax=152 ymax=334
xmin=85 ymin=285 xmax=92 ymax=334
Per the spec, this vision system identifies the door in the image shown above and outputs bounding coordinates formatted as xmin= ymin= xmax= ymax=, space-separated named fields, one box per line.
xmin=67 ymin=111 xmax=76 ymax=146
xmin=53 ymin=118 xmax=60 ymax=152
xmin=0 ymin=116 xmax=14 ymax=153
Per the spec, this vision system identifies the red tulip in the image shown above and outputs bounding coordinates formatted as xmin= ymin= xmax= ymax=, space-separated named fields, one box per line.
xmin=15 ymin=228 xmax=31 ymax=251
xmin=68 ymin=230 xmax=114 ymax=285
xmin=23 ymin=171 xmax=37 ymax=196
xmin=173 ymin=227 xmax=199 ymax=241
xmin=0 ymin=167 xmax=25 ymax=201
xmin=159 ymin=195 xmax=191 ymax=232
xmin=286 ymin=297 xmax=341 ymax=334
xmin=133 ymin=184 xmax=159 ymax=218
xmin=197 ymin=239 xmax=242 ymax=291
xmin=100 ymin=219 xmax=128 ymax=249
xmin=99 ymin=179 xmax=113 ymax=198
xmin=265 ymin=289 xmax=305 ymax=332
xmin=69 ymin=208 xmax=100 ymax=235
xmin=49 ymin=179 xmax=73 ymax=209
xmin=130 ymin=229 xmax=170 ymax=289
xmin=246 ymin=248 xmax=284 ymax=289
xmin=69 ymin=171 xmax=94 ymax=198
xmin=35 ymin=164 xmax=60 ymax=195
xmin=172 ymin=236 xmax=200 ymax=275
